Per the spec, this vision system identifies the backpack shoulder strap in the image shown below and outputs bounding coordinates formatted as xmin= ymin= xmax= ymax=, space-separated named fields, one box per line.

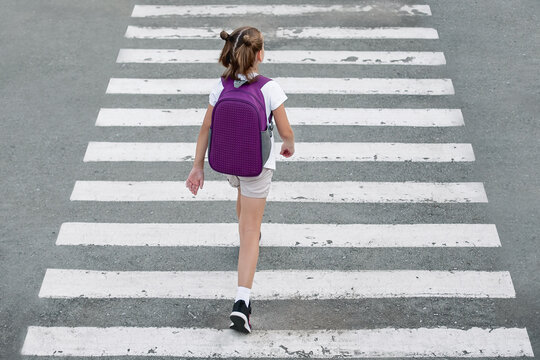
xmin=220 ymin=76 xmax=235 ymax=91
xmin=251 ymin=75 xmax=271 ymax=90
xmin=252 ymin=75 xmax=274 ymax=130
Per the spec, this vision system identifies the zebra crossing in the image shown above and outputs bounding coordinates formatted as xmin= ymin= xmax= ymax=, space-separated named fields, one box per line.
xmin=21 ymin=2 xmax=534 ymax=358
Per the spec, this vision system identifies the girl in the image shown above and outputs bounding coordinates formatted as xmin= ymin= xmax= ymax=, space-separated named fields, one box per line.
xmin=185 ymin=26 xmax=295 ymax=333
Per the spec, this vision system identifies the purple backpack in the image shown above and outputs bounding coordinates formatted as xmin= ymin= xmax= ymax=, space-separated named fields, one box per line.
xmin=208 ymin=75 xmax=274 ymax=177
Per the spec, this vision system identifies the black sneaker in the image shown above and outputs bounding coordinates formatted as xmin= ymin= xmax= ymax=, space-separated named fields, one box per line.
xmin=229 ymin=299 xmax=252 ymax=333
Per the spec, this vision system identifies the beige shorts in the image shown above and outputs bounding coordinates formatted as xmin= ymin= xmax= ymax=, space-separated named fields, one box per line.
xmin=226 ymin=168 xmax=274 ymax=198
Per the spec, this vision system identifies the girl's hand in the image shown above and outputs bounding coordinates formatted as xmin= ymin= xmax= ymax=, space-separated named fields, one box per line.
xmin=280 ymin=141 xmax=295 ymax=158
xmin=186 ymin=167 xmax=204 ymax=195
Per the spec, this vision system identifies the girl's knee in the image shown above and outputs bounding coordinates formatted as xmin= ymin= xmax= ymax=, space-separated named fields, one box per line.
xmin=239 ymin=217 xmax=263 ymax=234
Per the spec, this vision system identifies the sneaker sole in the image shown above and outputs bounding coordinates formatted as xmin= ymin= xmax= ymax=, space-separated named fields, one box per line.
xmin=229 ymin=311 xmax=251 ymax=333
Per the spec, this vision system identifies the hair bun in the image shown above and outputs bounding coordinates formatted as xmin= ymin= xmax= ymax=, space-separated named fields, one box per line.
xmin=242 ymin=34 xmax=252 ymax=47
xmin=220 ymin=30 xmax=230 ymax=41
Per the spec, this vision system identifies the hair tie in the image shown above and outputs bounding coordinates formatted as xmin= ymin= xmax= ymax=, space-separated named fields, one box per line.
xmin=242 ymin=34 xmax=252 ymax=47
xmin=219 ymin=30 xmax=230 ymax=41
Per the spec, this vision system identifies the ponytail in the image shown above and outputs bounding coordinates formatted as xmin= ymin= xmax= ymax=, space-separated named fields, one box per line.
xmin=218 ymin=26 xmax=263 ymax=83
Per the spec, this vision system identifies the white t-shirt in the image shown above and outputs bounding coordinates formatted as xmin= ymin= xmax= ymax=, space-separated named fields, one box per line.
xmin=208 ymin=72 xmax=288 ymax=170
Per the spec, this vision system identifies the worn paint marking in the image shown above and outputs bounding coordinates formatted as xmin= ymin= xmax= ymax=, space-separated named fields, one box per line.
xmin=83 ymin=142 xmax=475 ymax=163
xmin=69 ymin=181 xmax=488 ymax=203
xmin=56 ymin=223 xmax=501 ymax=247
xmin=21 ymin=326 xmax=533 ymax=357
xmin=38 ymin=269 xmax=515 ymax=299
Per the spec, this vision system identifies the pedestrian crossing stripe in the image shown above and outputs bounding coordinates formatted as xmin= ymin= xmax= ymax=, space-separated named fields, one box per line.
xmin=21 ymin=326 xmax=534 ymax=357
xmin=70 ymin=181 xmax=488 ymax=203
xmin=106 ymin=77 xmax=454 ymax=95
xmin=83 ymin=142 xmax=475 ymax=162
xmin=56 ymin=223 xmax=501 ymax=247
xmin=116 ymin=49 xmax=446 ymax=66
xmin=38 ymin=269 xmax=515 ymax=299
xmin=277 ymin=27 xmax=439 ymax=39
xmin=125 ymin=26 xmax=439 ymax=40
xmin=95 ymin=108 xmax=465 ymax=127
xmin=131 ymin=4 xmax=432 ymax=17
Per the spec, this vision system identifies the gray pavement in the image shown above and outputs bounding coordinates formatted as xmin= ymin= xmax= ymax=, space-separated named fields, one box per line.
xmin=0 ymin=0 xmax=539 ymax=358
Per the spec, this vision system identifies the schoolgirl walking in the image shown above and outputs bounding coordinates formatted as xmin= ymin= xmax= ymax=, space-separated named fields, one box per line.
xmin=185 ymin=26 xmax=295 ymax=333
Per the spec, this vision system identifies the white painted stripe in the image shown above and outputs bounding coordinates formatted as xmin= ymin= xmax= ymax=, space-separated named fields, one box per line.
xmin=277 ymin=27 xmax=439 ymax=39
xmin=95 ymin=108 xmax=465 ymax=127
xmin=38 ymin=269 xmax=515 ymax=298
xmin=125 ymin=26 xmax=224 ymax=39
xmin=125 ymin=26 xmax=439 ymax=40
xmin=117 ymin=49 xmax=446 ymax=66
xmin=96 ymin=108 xmax=203 ymax=126
xmin=106 ymin=78 xmax=454 ymax=95
xmin=131 ymin=4 xmax=432 ymax=17
xmin=57 ymin=223 xmax=501 ymax=247
xmin=21 ymin=326 xmax=534 ymax=357
xmin=83 ymin=142 xmax=475 ymax=162
xmin=70 ymin=181 xmax=488 ymax=203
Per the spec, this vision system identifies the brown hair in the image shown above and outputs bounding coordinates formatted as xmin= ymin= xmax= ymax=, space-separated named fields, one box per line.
xmin=218 ymin=26 xmax=264 ymax=84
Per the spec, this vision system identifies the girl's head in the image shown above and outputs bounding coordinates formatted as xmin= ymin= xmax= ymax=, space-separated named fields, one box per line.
xmin=219 ymin=26 xmax=264 ymax=83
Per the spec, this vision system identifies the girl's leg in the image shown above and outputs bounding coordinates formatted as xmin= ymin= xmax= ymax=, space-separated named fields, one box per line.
xmin=236 ymin=188 xmax=241 ymax=220
xmin=236 ymin=188 xmax=241 ymax=244
xmin=237 ymin=193 xmax=267 ymax=288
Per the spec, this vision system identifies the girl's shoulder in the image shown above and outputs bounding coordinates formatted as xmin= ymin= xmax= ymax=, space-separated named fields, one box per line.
xmin=210 ymin=77 xmax=225 ymax=92
xmin=258 ymin=76 xmax=284 ymax=91
xmin=259 ymin=77 xmax=286 ymax=93
xmin=258 ymin=76 xmax=288 ymax=110
xmin=215 ymin=76 xmax=225 ymax=86
xmin=209 ymin=77 xmax=225 ymax=106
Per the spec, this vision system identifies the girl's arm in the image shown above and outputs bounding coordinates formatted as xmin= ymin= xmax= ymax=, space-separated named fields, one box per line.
xmin=186 ymin=104 xmax=213 ymax=195
xmin=273 ymin=104 xmax=295 ymax=157
xmin=193 ymin=104 xmax=213 ymax=168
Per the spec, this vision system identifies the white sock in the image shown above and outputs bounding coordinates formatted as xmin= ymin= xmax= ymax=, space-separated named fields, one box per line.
xmin=235 ymin=286 xmax=251 ymax=307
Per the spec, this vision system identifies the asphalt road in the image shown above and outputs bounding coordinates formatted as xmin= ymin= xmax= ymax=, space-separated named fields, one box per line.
xmin=1 ymin=0 xmax=539 ymax=358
